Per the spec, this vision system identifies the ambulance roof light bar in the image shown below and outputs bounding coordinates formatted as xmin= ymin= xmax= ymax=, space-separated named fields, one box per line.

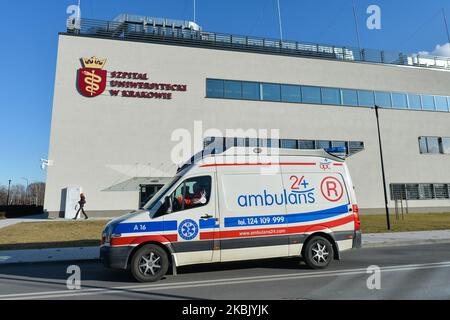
xmin=324 ymin=147 xmax=347 ymax=160
xmin=221 ymin=147 xmax=345 ymax=161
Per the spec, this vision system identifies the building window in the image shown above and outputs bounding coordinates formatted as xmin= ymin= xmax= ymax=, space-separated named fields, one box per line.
xmin=419 ymin=136 xmax=450 ymax=154
xmin=391 ymin=93 xmax=408 ymax=109
xmin=418 ymin=137 xmax=428 ymax=154
xmin=321 ymin=88 xmax=341 ymax=105
xmin=235 ymin=137 xmax=246 ymax=147
xmin=390 ymin=184 xmax=406 ymax=200
xmin=281 ymin=84 xmax=301 ymax=102
xmin=206 ymin=79 xmax=223 ymax=98
xmin=426 ymin=137 xmax=440 ymax=154
xmin=391 ymin=183 xmax=450 ymax=200
xmin=205 ymin=78 xmax=450 ymax=113
xmin=261 ymin=83 xmax=281 ymax=101
xmin=315 ymin=140 xmax=331 ymax=149
xmin=266 ymin=139 xmax=281 ymax=148
xmin=358 ymin=90 xmax=375 ymax=107
xmin=441 ymin=137 xmax=450 ymax=154
xmin=245 ymin=138 xmax=259 ymax=147
xmin=223 ymin=80 xmax=242 ymax=99
xmin=421 ymin=95 xmax=435 ymax=111
xmin=280 ymin=139 xmax=297 ymax=149
xmin=434 ymin=96 xmax=449 ymax=112
xmin=434 ymin=184 xmax=449 ymax=199
xmin=298 ymin=140 xmax=315 ymax=149
xmin=341 ymin=89 xmax=358 ymax=106
xmin=406 ymin=184 xmax=420 ymax=200
xmin=301 ymin=86 xmax=321 ymax=104
xmin=408 ymin=94 xmax=422 ymax=110
xmin=242 ymin=82 xmax=260 ymax=100
xmin=419 ymin=184 xmax=434 ymax=199
xmin=375 ymin=91 xmax=392 ymax=108
xmin=225 ymin=137 xmax=236 ymax=150
xmin=348 ymin=141 xmax=365 ymax=154
xmin=206 ymin=79 xmax=450 ymax=112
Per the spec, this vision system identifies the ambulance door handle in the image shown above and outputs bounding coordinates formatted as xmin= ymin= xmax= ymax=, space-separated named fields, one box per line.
xmin=201 ymin=214 xmax=213 ymax=220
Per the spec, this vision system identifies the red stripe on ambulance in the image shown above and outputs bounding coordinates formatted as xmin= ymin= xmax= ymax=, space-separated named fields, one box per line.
xmin=111 ymin=234 xmax=177 ymax=246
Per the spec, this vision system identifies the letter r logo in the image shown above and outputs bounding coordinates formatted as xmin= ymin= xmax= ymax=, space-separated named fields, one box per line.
xmin=320 ymin=177 xmax=344 ymax=202
xmin=326 ymin=181 xmax=338 ymax=197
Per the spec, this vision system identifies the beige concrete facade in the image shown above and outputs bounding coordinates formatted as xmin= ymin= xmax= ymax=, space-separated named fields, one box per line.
xmin=45 ymin=34 xmax=450 ymax=217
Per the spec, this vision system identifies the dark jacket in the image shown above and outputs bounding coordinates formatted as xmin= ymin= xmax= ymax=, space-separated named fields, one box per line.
xmin=79 ymin=195 xmax=86 ymax=207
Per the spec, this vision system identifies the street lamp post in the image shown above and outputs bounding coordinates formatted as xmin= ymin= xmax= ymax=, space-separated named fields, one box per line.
xmin=6 ymin=179 xmax=12 ymax=206
xmin=374 ymin=105 xmax=391 ymax=230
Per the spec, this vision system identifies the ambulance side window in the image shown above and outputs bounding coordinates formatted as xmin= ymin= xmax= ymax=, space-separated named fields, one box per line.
xmin=155 ymin=176 xmax=212 ymax=217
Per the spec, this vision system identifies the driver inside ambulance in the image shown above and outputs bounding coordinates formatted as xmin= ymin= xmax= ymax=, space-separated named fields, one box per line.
xmin=176 ymin=182 xmax=208 ymax=209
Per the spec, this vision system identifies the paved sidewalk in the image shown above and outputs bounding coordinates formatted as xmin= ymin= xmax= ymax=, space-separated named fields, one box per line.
xmin=0 ymin=230 xmax=449 ymax=265
xmin=362 ymin=229 xmax=450 ymax=247
xmin=0 ymin=216 xmax=113 ymax=230
xmin=0 ymin=215 xmax=49 ymax=230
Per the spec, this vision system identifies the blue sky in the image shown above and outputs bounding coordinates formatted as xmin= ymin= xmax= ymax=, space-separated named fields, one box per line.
xmin=1 ymin=0 xmax=450 ymax=186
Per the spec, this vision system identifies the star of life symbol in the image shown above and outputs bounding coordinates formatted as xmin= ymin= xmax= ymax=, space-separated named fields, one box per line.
xmin=178 ymin=219 xmax=199 ymax=240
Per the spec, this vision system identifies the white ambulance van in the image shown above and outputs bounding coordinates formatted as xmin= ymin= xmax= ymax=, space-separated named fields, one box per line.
xmin=101 ymin=147 xmax=362 ymax=282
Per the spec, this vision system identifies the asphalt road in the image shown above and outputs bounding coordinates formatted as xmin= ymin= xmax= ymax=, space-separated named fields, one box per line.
xmin=0 ymin=243 xmax=449 ymax=300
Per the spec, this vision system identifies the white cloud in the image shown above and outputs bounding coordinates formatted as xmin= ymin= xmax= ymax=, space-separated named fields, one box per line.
xmin=418 ymin=43 xmax=450 ymax=57
xmin=431 ymin=43 xmax=450 ymax=57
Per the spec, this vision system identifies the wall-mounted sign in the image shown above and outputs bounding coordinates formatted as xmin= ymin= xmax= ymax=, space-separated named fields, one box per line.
xmin=77 ymin=57 xmax=107 ymax=97
xmin=77 ymin=57 xmax=188 ymax=100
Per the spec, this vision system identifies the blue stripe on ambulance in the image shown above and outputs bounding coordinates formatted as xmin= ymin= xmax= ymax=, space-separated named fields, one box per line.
xmin=199 ymin=218 xmax=220 ymax=229
xmin=224 ymin=204 xmax=349 ymax=228
xmin=113 ymin=220 xmax=177 ymax=234
xmin=113 ymin=218 xmax=219 ymax=234
xmin=113 ymin=205 xmax=349 ymax=234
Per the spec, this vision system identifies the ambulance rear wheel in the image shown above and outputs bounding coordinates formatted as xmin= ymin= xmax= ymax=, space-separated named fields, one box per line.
xmin=131 ymin=244 xmax=169 ymax=282
xmin=303 ymin=236 xmax=334 ymax=269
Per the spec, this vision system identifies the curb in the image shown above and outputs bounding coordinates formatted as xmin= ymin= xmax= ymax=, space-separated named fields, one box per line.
xmin=362 ymin=238 xmax=450 ymax=248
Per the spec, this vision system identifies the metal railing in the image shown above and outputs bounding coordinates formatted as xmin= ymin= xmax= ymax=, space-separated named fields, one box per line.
xmin=66 ymin=18 xmax=450 ymax=70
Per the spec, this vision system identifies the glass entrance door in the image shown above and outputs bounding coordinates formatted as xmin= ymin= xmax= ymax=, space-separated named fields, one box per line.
xmin=139 ymin=184 xmax=164 ymax=209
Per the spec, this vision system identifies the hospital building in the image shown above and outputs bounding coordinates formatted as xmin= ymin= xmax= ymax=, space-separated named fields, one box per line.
xmin=45 ymin=14 xmax=450 ymax=217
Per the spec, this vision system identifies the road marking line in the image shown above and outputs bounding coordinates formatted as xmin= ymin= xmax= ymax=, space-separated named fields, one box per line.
xmin=2 ymin=261 xmax=450 ymax=300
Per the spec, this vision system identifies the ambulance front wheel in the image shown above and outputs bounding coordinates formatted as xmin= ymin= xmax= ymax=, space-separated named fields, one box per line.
xmin=303 ymin=236 xmax=334 ymax=269
xmin=131 ymin=244 xmax=169 ymax=282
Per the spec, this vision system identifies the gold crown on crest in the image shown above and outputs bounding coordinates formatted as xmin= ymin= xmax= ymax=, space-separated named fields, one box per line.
xmin=82 ymin=56 xmax=107 ymax=69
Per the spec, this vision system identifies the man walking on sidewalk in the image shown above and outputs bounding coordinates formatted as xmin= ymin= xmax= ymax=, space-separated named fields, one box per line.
xmin=74 ymin=193 xmax=88 ymax=220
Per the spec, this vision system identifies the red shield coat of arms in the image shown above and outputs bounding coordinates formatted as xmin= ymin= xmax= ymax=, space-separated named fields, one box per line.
xmin=78 ymin=68 xmax=107 ymax=97
xmin=77 ymin=57 xmax=108 ymax=97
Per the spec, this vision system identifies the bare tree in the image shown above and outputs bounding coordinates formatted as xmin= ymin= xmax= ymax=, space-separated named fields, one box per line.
xmin=0 ymin=186 xmax=7 ymax=206
xmin=28 ymin=182 xmax=46 ymax=206
xmin=0 ymin=182 xmax=45 ymax=206
xmin=9 ymin=184 xmax=26 ymax=205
